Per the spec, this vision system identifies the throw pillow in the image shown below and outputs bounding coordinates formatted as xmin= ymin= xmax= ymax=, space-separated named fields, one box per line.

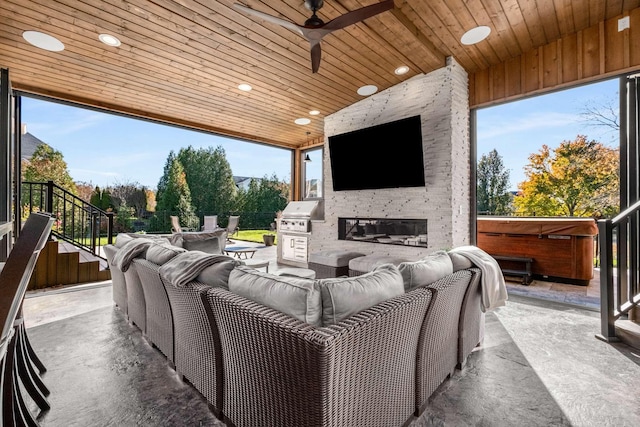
xmin=448 ymin=251 xmax=474 ymax=271
xmin=318 ymin=264 xmax=404 ymax=326
xmin=398 ymin=250 xmax=453 ymax=291
xmin=228 ymin=266 xmax=322 ymax=326
xmin=146 ymin=243 xmax=187 ymax=265
xmin=114 ymin=233 xmax=133 ymax=248
xmin=195 ymin=257 xmax=241 ymax=289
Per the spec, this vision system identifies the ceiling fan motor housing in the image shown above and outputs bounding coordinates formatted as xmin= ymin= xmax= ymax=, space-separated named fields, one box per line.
xmin=304 ymin=0 xmax=324 ymax=12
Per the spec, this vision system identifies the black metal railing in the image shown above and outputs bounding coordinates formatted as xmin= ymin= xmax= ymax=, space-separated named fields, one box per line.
xmin=22 ymin=181 xmax=113 ymax=259
xmin=597 ymin=199 xmax=640 ymax=340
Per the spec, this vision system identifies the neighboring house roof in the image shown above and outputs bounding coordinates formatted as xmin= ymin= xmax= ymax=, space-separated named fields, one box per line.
xmin=233 ymin=176 xmax=257 ymax=190
xmin=21 ymin=132 xmax=47 ymax=160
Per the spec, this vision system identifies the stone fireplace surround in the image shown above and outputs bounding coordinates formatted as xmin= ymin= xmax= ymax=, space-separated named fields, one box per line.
xmin=309 ymin=57 xmax=471 ymax=260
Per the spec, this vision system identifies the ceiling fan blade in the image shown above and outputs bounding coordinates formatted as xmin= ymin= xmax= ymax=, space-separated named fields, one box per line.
xmin=234 ymin=3 xmax=305 ymax=37
xmin=323 ymin=0 xmax=394 ymax=32
xmin=310 ymin=42 xmax=322 ymax=73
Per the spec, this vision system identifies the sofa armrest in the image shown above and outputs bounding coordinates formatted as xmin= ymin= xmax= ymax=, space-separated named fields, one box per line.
xmin=202 ymin=286 xmax=433 ymax=427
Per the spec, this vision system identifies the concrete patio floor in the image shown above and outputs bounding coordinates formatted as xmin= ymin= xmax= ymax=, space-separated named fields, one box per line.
xmin=21 ymin=242 xmax=638 ymax=426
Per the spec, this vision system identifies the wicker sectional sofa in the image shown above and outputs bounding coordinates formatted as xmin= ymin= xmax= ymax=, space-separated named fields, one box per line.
xmin=105 ymin=235 xmax=485 ymax=427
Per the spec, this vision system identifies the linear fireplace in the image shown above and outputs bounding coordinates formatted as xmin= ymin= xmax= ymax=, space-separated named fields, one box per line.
xmin=338 ymin=218 xmax=428 ymax=247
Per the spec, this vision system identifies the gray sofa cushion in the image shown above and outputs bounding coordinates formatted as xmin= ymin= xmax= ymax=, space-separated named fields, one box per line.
xmin=114 ymin=233 xmax=134 ymax=248
xmin=448 ymin=251 xmax=474 ymax=272
xmin=169 ymin=230 xmax=227 ymax=254
xmin=228 ymin=266 xmax=322 ymax=326
xmin=398 ymin=251 xmax=453 ymax=291
xmin=348 ymin=254 xmax=409 ymax=273
xmin=319 ymin=264 xmax=404 ymax=325
xmin=146 ymin=243 xmax=187 ymax=265
xmin=196 ymin=257 xmax=241 ymax=289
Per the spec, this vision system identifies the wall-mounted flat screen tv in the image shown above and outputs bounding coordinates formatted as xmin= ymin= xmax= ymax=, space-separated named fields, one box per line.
xmin=328 ymin=115 xmax=425 ymax=191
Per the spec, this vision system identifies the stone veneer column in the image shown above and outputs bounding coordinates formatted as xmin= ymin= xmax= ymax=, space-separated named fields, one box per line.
xmin=311 ymin=57 xmax=470 ymax=259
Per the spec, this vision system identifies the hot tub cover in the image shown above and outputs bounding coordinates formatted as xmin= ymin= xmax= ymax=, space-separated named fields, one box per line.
xmin=477 ymin=217 xmax=598 ymax=236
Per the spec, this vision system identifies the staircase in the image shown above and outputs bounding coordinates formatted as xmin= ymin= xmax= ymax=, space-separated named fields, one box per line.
xmin=22 ymin=181 xmax=114 ymax=289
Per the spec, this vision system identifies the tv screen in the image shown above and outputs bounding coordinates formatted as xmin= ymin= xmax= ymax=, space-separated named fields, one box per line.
xmin=328 ymin=115 xmax=425 ymax=191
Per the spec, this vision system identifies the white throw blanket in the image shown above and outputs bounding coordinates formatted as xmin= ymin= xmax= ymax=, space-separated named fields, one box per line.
xmin=449 ymin=245 xmax=508 ymax=312
xmin=112 ymin=238 xmax=154 ymax=272
xmin=159 ymin=251 xmax=231 ymax=287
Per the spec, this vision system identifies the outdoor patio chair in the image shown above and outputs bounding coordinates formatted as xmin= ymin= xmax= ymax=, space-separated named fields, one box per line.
xmin=201 ymin=215 xmax=218 ymax=232
xmin=226 ymin=215 xmax=240 ymax=242
xmin=170 ymin=215 xmax=195 ymax=233
xmin=0 ymin=212 xmax=55 ymax=425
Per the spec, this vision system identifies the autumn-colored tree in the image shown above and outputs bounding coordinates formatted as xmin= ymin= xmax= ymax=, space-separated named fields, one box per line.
xmin=513 ymin=135 xmax=619 ymax=218
xmin=477 ymin=149 xmax=512 ymax=215
xmin=75 ymin=181 xmax=94 ymax=202
xmin=23 ymin=144 xmax=77 ymax=194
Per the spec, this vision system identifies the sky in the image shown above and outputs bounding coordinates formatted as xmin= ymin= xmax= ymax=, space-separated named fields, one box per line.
xmin=21 ymin=77 xmax=619 ymax=192
xmin=21 ymin=98 xmax=293 ymax=189
xmin=476 ymin=77 xmax=619 ymax=191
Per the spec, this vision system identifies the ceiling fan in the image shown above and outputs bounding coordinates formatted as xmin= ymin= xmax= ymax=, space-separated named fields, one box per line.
xmin=234 ymin=0 xmax=394 ymax=73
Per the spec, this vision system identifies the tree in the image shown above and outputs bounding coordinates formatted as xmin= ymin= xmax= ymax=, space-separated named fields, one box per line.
xmin=513 ymin=135 xmax=619 ymax=218
xmin=477 ymin=149 xmax=512 ymax=215
xmin=108 ymin=180 xmax=148 ymax=218
xmin=176 ymin=146 xmax=237 ymax=215
xmin=90 ymin=186 xmax=113 ymax=211
xmin=234 ymin=175 xmax=289 ymax=228
xmin=75 ymin=181 xmax=94 ymax=202
xmin=155 ymin=157 xmax=198 ymax=228
xmin=23 ymin=144 xmax=77 ymax=194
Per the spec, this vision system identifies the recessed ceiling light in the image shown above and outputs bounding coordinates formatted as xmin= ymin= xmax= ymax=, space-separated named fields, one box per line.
xmin=294 ymin=118 xmax=311 ymax=125
xmin=461 ymin=26 xmax=491 ymax=45
xmin=309 ymin=110 xmax=320 ymax=115
xmin=238 ymin=83 xmax=252 ymax=92
xmin=357 ymin=85 xmax=378 ymax=96
xmin=22 ymin=31 xmax=64 ymax=52
xmin=394 ymin=66 xmax=410 ymax=75
xmin=99 ymin=33 xmax=121 ymax=47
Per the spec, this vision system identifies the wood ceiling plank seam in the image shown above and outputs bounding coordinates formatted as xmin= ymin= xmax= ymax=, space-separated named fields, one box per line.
xmin=10 ymin=2 xmax=356 ymax=122
xmin=387 ymin=6 xmax=446 ymax=69
xmin=588 ymin=0 xmax=606 ymax=27
xmin=0 ymin=19 xmax=328 ymax=125
xmin=476 ymin=0 xmax=523 ymax=58
xmin=227 ymin=0 xmax=400 ymax=86
xmin=444 ymin=0 xmax=503 ymax=65
xmin=65 ymin=0 xmax=352 ymax=106
xmin=396 ymin=3 xmax=463 ymax=66
xmin=0 ymin=46 xmax=322 ymax=145
xmin=67 ymin=0 xmax=358 ymax=106
xmin=458 ymin=0 xmax=514 ymax=62
xmin=551 ymin=0 xmax=574 ymax=35
xmin=499 ymin=0 xmax=535 ymax=53
xmin=154 ymin=0 xmax=391 ymax=95
xmin=605 ymin=0 xmax=625 ymax=18
xmin=515 ymin=0 xmax=548 ymax=47
xmin=534 ymin=0 xmax=561 ymax=41
xmin=571 ymin=0 xmax=590 ymax=32
xmin=3 ymin=0 xmax=340 ymax=112
xmin=323 ymin=0 xmax=425 ymax=73
xmin=371 ymin=13 xmax=443 ymax=72
xmin=411 ymin=0 xmax=488 ymax=71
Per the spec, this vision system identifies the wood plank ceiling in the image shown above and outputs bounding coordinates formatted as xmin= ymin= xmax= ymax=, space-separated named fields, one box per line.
xmin=1 ymin=0 xmax=639 ymax=149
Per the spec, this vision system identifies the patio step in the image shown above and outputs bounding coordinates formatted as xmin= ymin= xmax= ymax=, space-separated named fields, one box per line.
xmin=29 ymin=239 xmax=110 ymax=290
xmin=615 ymin=320 xmax=640 ymax=351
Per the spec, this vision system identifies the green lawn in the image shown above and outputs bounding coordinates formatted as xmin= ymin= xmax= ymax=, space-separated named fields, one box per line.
xmin=233 ymin=229 xmax=276 ymax=245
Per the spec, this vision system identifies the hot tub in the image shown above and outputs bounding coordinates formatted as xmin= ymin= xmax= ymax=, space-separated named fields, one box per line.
xmin=476 ymin=217 xmax=598 ymax=285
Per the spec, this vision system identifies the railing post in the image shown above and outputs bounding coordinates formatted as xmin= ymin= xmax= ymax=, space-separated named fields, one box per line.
xmin=46 ymin=180 xmax=54 ymax=214
xmin=596 ymin=219 xmax=618 ymax=342
xmin=107 ymin=212 xmax=114 ymax=245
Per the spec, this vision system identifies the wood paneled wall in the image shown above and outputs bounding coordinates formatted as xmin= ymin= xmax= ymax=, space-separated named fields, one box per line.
xmin=470 ymin=9 xmax=640 ymax=108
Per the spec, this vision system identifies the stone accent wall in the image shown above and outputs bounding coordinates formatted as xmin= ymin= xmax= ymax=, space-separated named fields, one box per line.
xmin=309 ymin=57 xmax=470 ymax=259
